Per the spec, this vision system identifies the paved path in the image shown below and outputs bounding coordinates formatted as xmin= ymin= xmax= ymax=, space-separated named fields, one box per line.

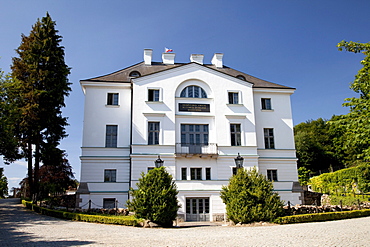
xmin=1 ymin=198 xmax=369 ymax=246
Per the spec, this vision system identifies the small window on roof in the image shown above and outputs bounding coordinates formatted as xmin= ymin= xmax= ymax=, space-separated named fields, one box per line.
xmin=129 ymin=71 xmax=141 ymax=78
xmin=236 ymin=75 xmax=246 ymax=81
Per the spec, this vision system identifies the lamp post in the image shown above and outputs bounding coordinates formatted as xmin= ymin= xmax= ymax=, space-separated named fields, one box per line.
xmin=154 ymin=155 xmax=164 ymax=168
xmin=234 ymin=153 xmax=244 ymax=169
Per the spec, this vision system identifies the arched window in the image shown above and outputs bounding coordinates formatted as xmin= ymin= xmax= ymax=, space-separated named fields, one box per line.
xmin=180 ymin=86 xmax=207 ymax=98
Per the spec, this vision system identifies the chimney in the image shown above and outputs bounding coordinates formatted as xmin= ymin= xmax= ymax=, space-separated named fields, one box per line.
xmin=162 ymin=52 xmax=175 ymax=65
xmin=211 ymin=53 xmax=224 ymax=68
xmin=190 ymin=54 xmax=204 ymax=65
xmin=144 ymin=49 xmax=152 ymax=65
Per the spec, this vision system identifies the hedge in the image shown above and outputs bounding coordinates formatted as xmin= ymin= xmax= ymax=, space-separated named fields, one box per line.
xmin=22 ymin=200 xmax=143 ymax=226
xmin=309 ymin=164 xmax=370 ymax=194
xmin=274 ymin=209 xmax=370 ymax=224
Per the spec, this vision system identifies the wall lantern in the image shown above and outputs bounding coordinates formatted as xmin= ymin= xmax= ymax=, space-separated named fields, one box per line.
xmin=234 ymin=153 xmax=244 ymax=169
xmin=154 ymin=155 xmax=164 ymax=168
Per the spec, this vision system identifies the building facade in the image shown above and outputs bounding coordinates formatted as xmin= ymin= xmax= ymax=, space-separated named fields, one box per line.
xmin=77 ymin=49 xmax=302 ymax=221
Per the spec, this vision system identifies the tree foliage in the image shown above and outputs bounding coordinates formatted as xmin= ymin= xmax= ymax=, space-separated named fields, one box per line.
xmin=0 ymin=168 xmax=8 ymax=198
xmin=294 ymin=118 xmax=344 ymax=175
xmin=126 ymin=167 xmax=180 ymax=227
xmin=38 ymin=146 xmax=75 ymax=199
xmin=220 ymin=167 xmax=284 ymax=224
xmin=0 ymin=69 xmax=21 ymax=162
xmin=1 ymin=13 xmax=71 ymax=200
xmin=329 ymin=41 xmax=370 ymax=162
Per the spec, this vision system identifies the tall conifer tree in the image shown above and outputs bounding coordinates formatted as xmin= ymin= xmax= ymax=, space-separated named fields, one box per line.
xmin=9 ymin=13 xmax=71 ymax=200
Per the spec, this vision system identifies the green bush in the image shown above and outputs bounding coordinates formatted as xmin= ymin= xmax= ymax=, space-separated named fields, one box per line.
xmin=220 ymin=167 xmax=284 ymax=224
xmin=329 ymin=194 xmax=370 ymax=206
xmin=22 ymin=200 xmax=142 ymax=226
xmin=126 ymin=166 xmax=180 ymax=227
xmin=274 ymin=209 xmax=370 ymax=224
xmin=309 ymin=164 xmax=370 ymax=194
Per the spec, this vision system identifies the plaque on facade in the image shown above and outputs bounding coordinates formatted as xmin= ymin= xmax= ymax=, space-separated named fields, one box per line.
xmin=179 ymin=103 xmax=210 ymax=112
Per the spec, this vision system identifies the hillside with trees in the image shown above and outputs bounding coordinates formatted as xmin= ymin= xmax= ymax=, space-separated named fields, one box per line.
xmin=295 ymin=41 xmax=370 ymax=186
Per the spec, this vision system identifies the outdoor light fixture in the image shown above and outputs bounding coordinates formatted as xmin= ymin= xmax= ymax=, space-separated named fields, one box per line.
xmin=154 ymin=155 xmax=164 ymax=168
xmin=234 ymin=153 xmax=244 ymax=169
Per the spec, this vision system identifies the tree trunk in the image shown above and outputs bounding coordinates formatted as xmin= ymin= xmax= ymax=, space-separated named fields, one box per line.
xmin=34 ymin=136 xmax=40 ymax=202
xmin=27 ymin=141 xmax=33 ymax=201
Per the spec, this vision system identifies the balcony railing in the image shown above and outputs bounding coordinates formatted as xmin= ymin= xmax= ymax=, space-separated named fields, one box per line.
xmin=175 ymin=143 xmax=218 ymax=155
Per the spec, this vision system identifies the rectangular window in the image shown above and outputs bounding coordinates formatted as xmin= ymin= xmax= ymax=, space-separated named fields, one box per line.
xmin=267 ymin=170 xmax=278 ymax=181
xmin=107 ymin=93 xmax=119 ymax=105
xmin=105 ymin=125 xmax=118 ymax=148
xmin=228 ymin=92 xmax=239 ymax=104
xmin=148 ymin=122 xmax=160 ymax=145
xmin=104 ymin=169 xmax=116 ymax=182
xmin=232 ymin=167 xmax=238 ymax=176
xmin=181 ymin=168 xmax=187 ymax=180
xmin=147 ymin=167 xmax=154 ymax=172
xmin=264 ymin=128 xmax=275 ymax=149
xmin=206 ymin=168 xmax=211 ymax=180
xmin=148 ymin=89 xmax=160 ymax=102
xmin=190 ymin=168 xmax=202 ymax=180
xmin=230 ymin=124 xmax=241 ymax=146
xmin=261 ymin=98 xmax=272 ymax=110
xmin=103 ymin=198 xmax=116 ymax=209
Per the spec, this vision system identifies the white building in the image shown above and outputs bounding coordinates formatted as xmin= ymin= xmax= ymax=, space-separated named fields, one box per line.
xmin=77 ymin=49 xmax=302 ymax=221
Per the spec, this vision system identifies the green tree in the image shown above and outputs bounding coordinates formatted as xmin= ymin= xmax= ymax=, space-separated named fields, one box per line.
xmin=220 ymin=167 xmax=284 ymax=224
xmin=126 ymin=166 xmax=180 ymax=227
xmin=0 ymin=168 xmax=8 ymax=198
xmin=294 ymin=118 xmax=343 ymax=174
xmin=297 ymin=167 xmax=312 ymax=186
xmin=0 ymin=69 xmax=21 ymax=163
xmin=38 ymin=146 xmax=75 ymax=198
xmin=6 ymin=13 xmax=71 ymax=200
xmin=329 ymin=41 xmax=370 ymax=162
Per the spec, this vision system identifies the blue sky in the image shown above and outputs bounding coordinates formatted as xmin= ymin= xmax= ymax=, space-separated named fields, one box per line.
xmin=1 ymin=0 xmax=370 ymax=192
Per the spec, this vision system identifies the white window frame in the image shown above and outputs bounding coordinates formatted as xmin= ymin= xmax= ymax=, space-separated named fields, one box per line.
xmin=106 ymin=93 xmax=119 ymax=106
xmin=148 ymin=121 xmax=160 ymax=145
xmin=230 ymin=123 xmax=242 ymax=146
xmin=105 ymin=125 xmax=118 ymax=148
xmin=264 ymin=128 xmax=275 ymax=149
xmin=147 ymin=87 xmax=163 ymax=102
xmin=261 ymin=98 xmax=273 ymax=110
xmin=227 ymin=90 xmax=242 ymax=105
xmin=104 ymin=169 xmax=117 ymax=182
xmin=267 ymin=169 xmax=278 ymax=181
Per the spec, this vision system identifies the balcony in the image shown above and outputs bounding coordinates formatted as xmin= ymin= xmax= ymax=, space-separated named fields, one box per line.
xmin=175 ymin=143 xmax=218 ymax=157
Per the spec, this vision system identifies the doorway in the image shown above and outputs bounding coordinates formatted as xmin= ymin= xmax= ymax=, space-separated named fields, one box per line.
xmin=186 ymin=198 xmax=210 ymax=221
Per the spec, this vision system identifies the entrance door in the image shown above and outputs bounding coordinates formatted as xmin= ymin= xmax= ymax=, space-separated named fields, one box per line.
xmin=186 ymin=198 xmax=210 ymax=221
xmin=181 ymin=124 xmax=209 ymax=154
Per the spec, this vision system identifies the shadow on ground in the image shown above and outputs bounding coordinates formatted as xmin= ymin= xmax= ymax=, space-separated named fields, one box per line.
xmin=0 ymin=198 xmax=95 ymax=246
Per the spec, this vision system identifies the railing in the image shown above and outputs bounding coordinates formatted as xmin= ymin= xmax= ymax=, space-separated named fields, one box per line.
xmin=175 ymin=143 xmax=218 ymax=155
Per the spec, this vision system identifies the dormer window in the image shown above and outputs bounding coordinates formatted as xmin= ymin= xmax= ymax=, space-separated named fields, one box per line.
xmin=129 ymin=71 xmax=141 ymax=78
xmin=180 ymin=85 xmax=207 ymax=98
xmin=236 ymin=75 xmax=246 ymax=81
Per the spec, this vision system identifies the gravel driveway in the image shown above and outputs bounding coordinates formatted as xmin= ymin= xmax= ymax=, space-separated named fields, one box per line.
xmin=1 ymin=198 xmax=369 ymax=246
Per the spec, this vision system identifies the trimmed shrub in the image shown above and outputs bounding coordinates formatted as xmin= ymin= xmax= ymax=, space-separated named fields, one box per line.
xmin=220 ymin=167 xmax=284 ymax=224
xmin=126 ymin=166 xmax=180 ymax=227
xmin=22 ymin=200 xmax=142 ymax=226
xmin=275 ymin=209 xmax=370 ymax=224
xmin=309 ymin=164 xmax=370 ymax=194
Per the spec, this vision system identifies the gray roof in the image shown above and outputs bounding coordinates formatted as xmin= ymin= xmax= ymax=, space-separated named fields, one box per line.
xmin=82 ymin=61 xmax=294 ymax=89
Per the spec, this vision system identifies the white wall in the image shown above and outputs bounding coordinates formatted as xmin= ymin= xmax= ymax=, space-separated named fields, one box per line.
xmin=81 ymin=82 xmax=131 ymax=148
